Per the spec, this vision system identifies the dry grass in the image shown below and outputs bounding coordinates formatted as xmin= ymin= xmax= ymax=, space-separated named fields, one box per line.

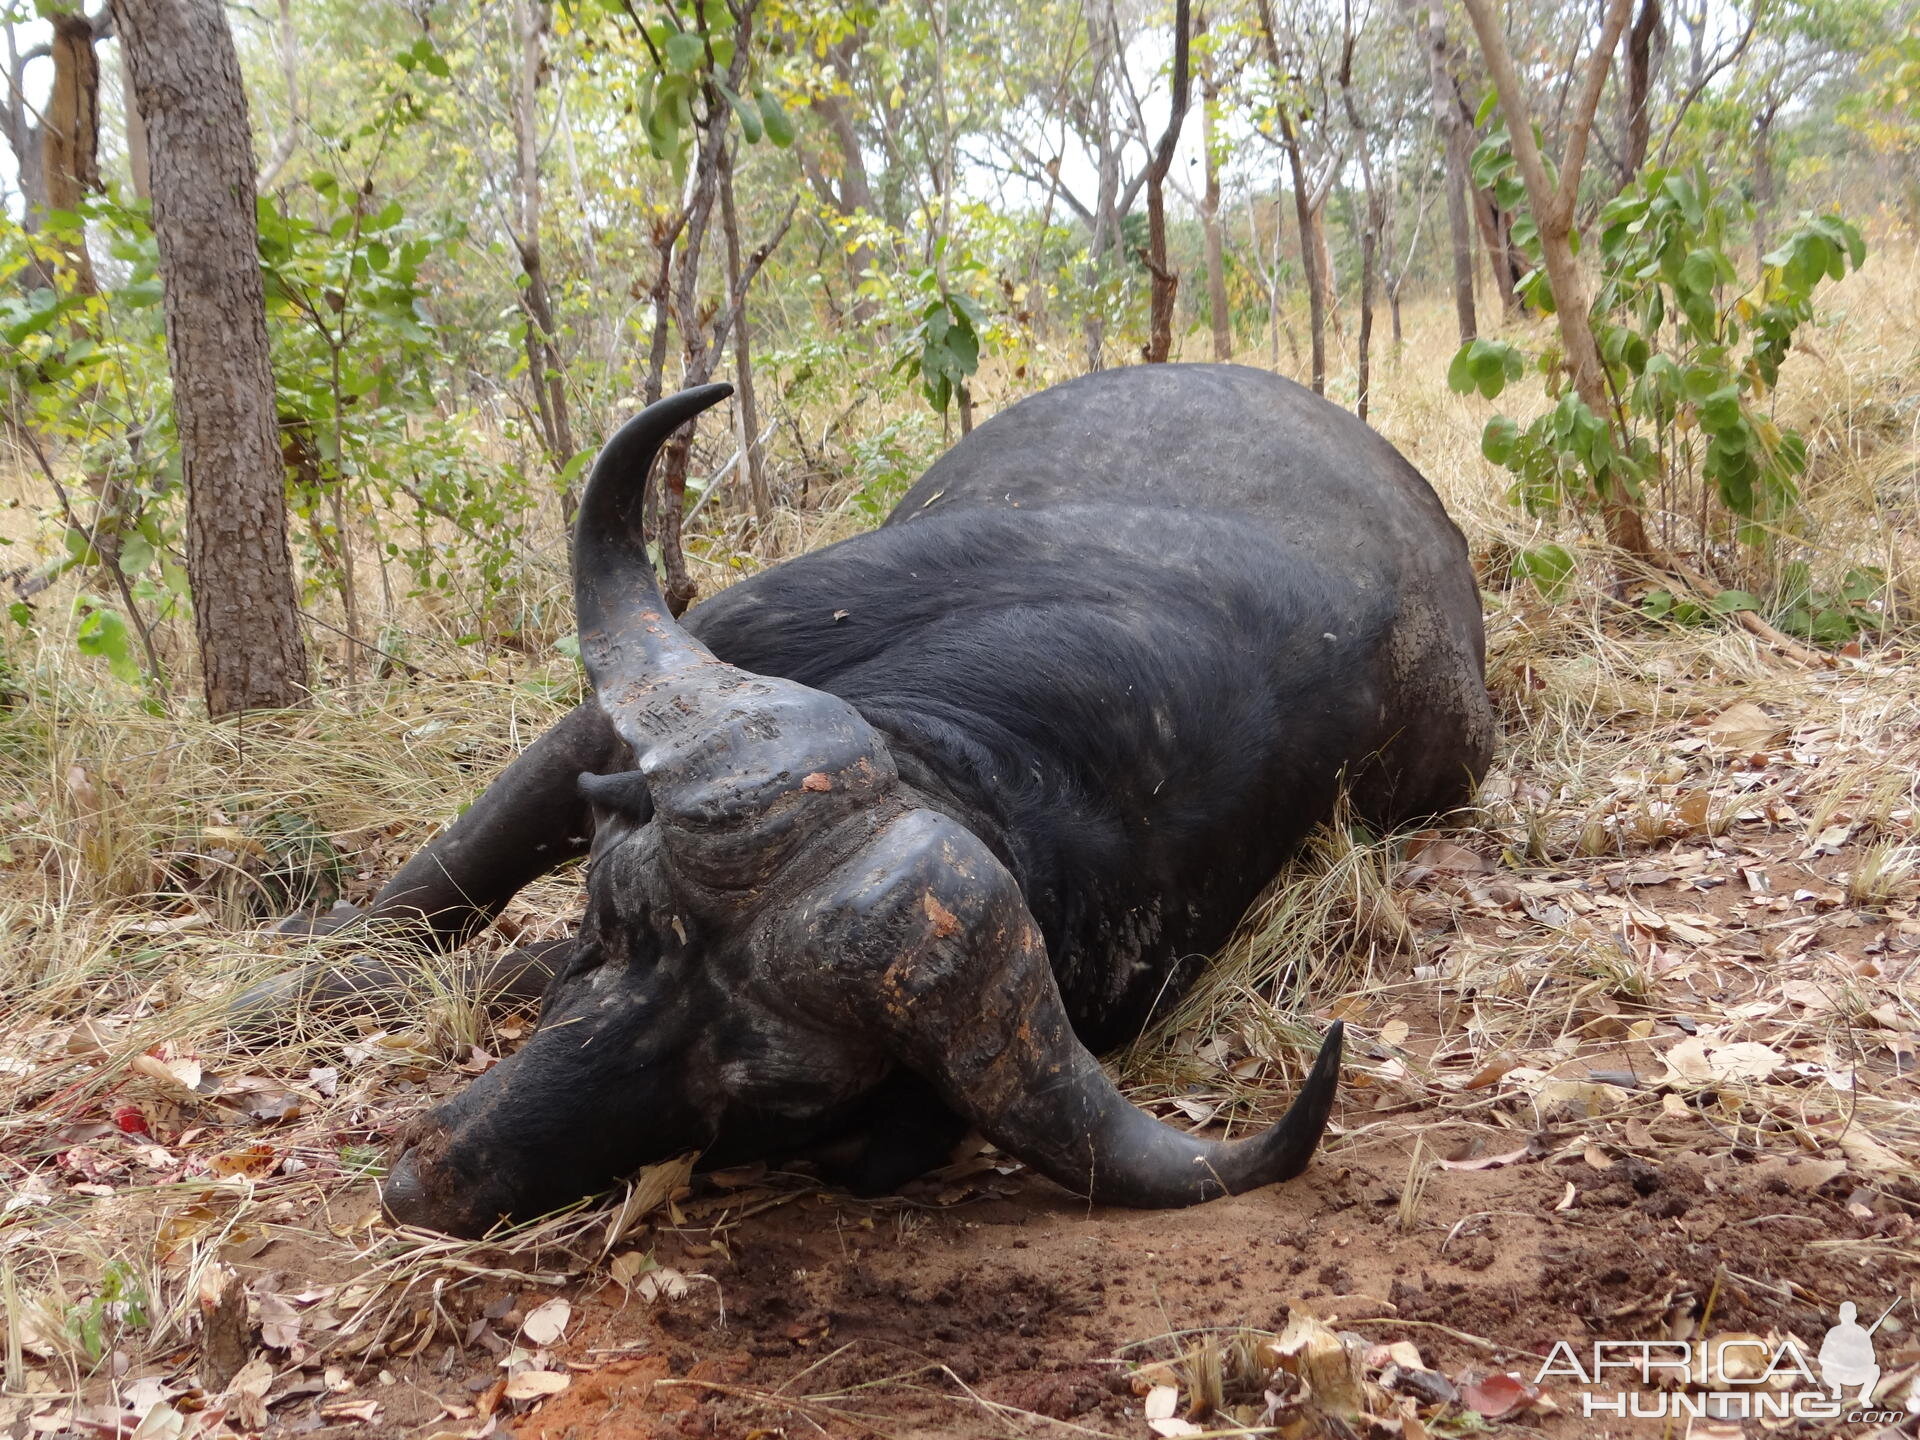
xmin=2 ymin=240 xmax=1919 ymax=1432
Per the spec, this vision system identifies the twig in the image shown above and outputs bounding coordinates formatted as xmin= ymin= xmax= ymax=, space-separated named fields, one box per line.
xmin=296 ymin=609 xmax=432 ymax=681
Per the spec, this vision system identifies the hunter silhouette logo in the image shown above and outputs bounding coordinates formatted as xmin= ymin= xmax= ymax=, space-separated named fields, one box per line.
xmin=1820 ymin=1300 xmax=1895 ymax=1404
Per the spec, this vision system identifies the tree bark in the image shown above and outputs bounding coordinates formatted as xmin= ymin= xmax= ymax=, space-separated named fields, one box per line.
xmin=510 ymin=0 xmax=576 ymax=514
xmin=1275 ymin=104 xmax=1325 ymax=394
xmin=1617 ymin=0 xmax=1661 ymax=185
xmin=32 ymin=7 xmax=104 ymax=290
xmin=113 ymin=0 xmax=308 ymax=713
xmin=1413 ymin=0 xmax=1475 ymax=343
xmin=1199 ymin=12 xmax=1231 ymax=360
xmin=118 ymin=37 xmax=148 ymax=199
xmin=1751 ymin=103 xmax=1777 ymax=265
xmin=718 ymin=143 xmax=771 ymax=530
xmin=1461 ymin=0 xmax=1651 ymax=559
xmin=1139 ymin=0 xmax=1191 ymax=364
xmin=1338 ymin=17 xmax=1381 ymax=422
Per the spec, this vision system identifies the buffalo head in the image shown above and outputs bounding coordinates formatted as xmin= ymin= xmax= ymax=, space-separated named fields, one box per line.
xmin=382 ymin=385 xmax=1341 ymax=1236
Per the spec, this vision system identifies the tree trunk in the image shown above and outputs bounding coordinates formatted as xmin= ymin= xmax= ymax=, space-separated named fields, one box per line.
xmin=118 ymin=38 xmax=149 ymax=199
xmin=806 ymin=88 xmax=880 ymax=324
xmin=3 ymin=25 xmax=49 ymax=225
xmin=1461 ymin=0 xmax=1651 ymax=559
xmin=37 ymin=8 xmax=102 ymax=290
xmin=1415 ymin=0 xmax=1475 ymax=343
xmin=1469 ymin=176 xmax=1522 ymax=315
xmin=1617 ymin=0 xmax=1661 ymax=185
xmin=1199 ymin=10 xmax=1231 ymax=360
xmin=1139 ymin=0 xmax=1190 ymax=365
xmin=113 ymin=0 xmax=308 ymax=714
xmin=718 ymin=144 xmax=771 ymax=530
xmin=1275 ymin=105 xmax=1325 ymax=394
xmin=1752 ymin=104 xmax=1776 ymax=265
xmin=510 ymin=0 xmax=576 ymax=514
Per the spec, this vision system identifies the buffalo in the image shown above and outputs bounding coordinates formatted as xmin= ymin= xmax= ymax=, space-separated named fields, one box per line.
xmin=240 ymin=363 xmax=1493 ymax=1236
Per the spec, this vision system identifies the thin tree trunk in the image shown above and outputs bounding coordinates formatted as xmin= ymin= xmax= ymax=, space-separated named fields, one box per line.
xmin=510 ymin=0 xmax=576 ymax=514
xmin=1461 ymin=0 xmax=1650 ymax=559
xmin=718 ymin=143 xmax=770 ymax=530
xmin=1469 ymin=178 xmax=1522 ymax=315
xmin=1140 ymin=0 xmax=1191 ymax=364
xmin=1200 ymin=14 xmax=1231 ymax=361
xmin=113 ymin=0 xmax=308 ymax=714
xmin=117 ymin=37 xmax=148 ymax=199
xmin=1412 ymin=0 xmax=1475 ymax=342
xmin=1752 ymin=104 xmax=1777 ymax=264
xmin=40 ymin=8 xmax=101 ymax=291
xmin=1338 ymin=17 xmax=1380 ymax=422
xmin=1618 ymin=0 xmax=1661 ymax=185
xmin=1276 ymin=106 xmax=1325 ymax=394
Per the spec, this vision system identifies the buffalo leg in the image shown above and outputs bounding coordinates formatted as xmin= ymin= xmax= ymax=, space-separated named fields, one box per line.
xmin=230 ymin=703 xmax=623 ymax=1034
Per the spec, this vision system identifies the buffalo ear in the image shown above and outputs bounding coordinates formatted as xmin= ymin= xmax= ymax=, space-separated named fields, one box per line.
xmin=577 ymin=770 xmax=654 ymax=825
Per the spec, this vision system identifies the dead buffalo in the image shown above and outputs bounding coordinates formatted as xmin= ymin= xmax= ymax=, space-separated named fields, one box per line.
xmin=241 ymin=363 xmax=1493 ymax=1236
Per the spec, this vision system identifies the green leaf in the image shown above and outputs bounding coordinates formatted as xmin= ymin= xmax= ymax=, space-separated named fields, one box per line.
xmin=1446 ymin=343 xmax=1477 ymax=396
xmin=1514 ymin=542 xmax=1576 ymax=601
xmin=1710 ymin=589 xmax=1758 ymax=615
xmin=715 ymin=79 xmax=763 ymax=142
xmin=117 ymin=534 xmax=155 ymax=576
xmin=1482 ymin=416 xmax=1520 ymax=464
xmin=76 ymin=606 xmax=141 ymax=684
xmin=664 ymin=31 xmax=706 ymax=73
xmin=756 ymin=89 xmax=795 ymax=147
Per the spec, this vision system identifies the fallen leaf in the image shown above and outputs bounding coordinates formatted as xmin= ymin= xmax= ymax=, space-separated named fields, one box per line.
xmin=1143 ymin=1385 xmax=1179 ymax=1421
xmin=130 ymin=1053 xmax=204 ymax=1095
xmin=636 ymin=1267 xmax=690 ymax=1303
xmin=1458 ymin=1053 xmax=1518 ymax=1089
xmin=319 ymin=1399 xmax=383 ymax=1424
xmin=225 ymin=1356 xmax=274 ymax=1431
xmin=128 ymin=1401 xmax=184 ymax=1440
xmin=1404 ymin=837 xmax=1492 ymax=873
xmin=503 ymin=1371 xmax=571 ymax=1401
xmin=1834 ymin=1128 xmax=1904 ymax=1175
xmin=1460 ymin=1371 xmax=1541 ymax=1419
xmin=1439 ymin=1145 xmax=1533 ymax=1172
xmin=520 ymin=1298 xmax=571 ymax=1347
xmin=1703 ymin=1042 xmax=1783 ymax=1083
xmin=1705 ymin=702 xmax=1780 ymax=750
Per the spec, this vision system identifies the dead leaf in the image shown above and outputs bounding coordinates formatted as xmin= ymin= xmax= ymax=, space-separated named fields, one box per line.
xmin=1705 ymin=702 xmax=1780 ymax=750
xmin=130 ymin=1053 xmax=205 ymax=1095
xmin=1459 ymin=1371 xmax=1541 ymax=1419
xmin=224 ymin=1357 xmax=274 ymax=1432
xmin=1833 ymin=1127 xmax=1904 ymax=1175
xmin=1439 ymin=1145 xmax=1533 ymax=1172
xmin=210 ymin=1145 xmax=279 ymax=1180
xmin=319 ymin=1399 xmax=383 ymax=1424
xmin=520 ymin=1298 xmax=571 ymax=1347
xmin=503 ymin=1371 xmax=571 ymax=1401
xmin=1458 ymin=1053 xmax=1518 ymax=1089
xmin=636 ymin=1267 xmax=690 ymax=1303
xmin=1405 ymin=836 xmax=1492 ymax=873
